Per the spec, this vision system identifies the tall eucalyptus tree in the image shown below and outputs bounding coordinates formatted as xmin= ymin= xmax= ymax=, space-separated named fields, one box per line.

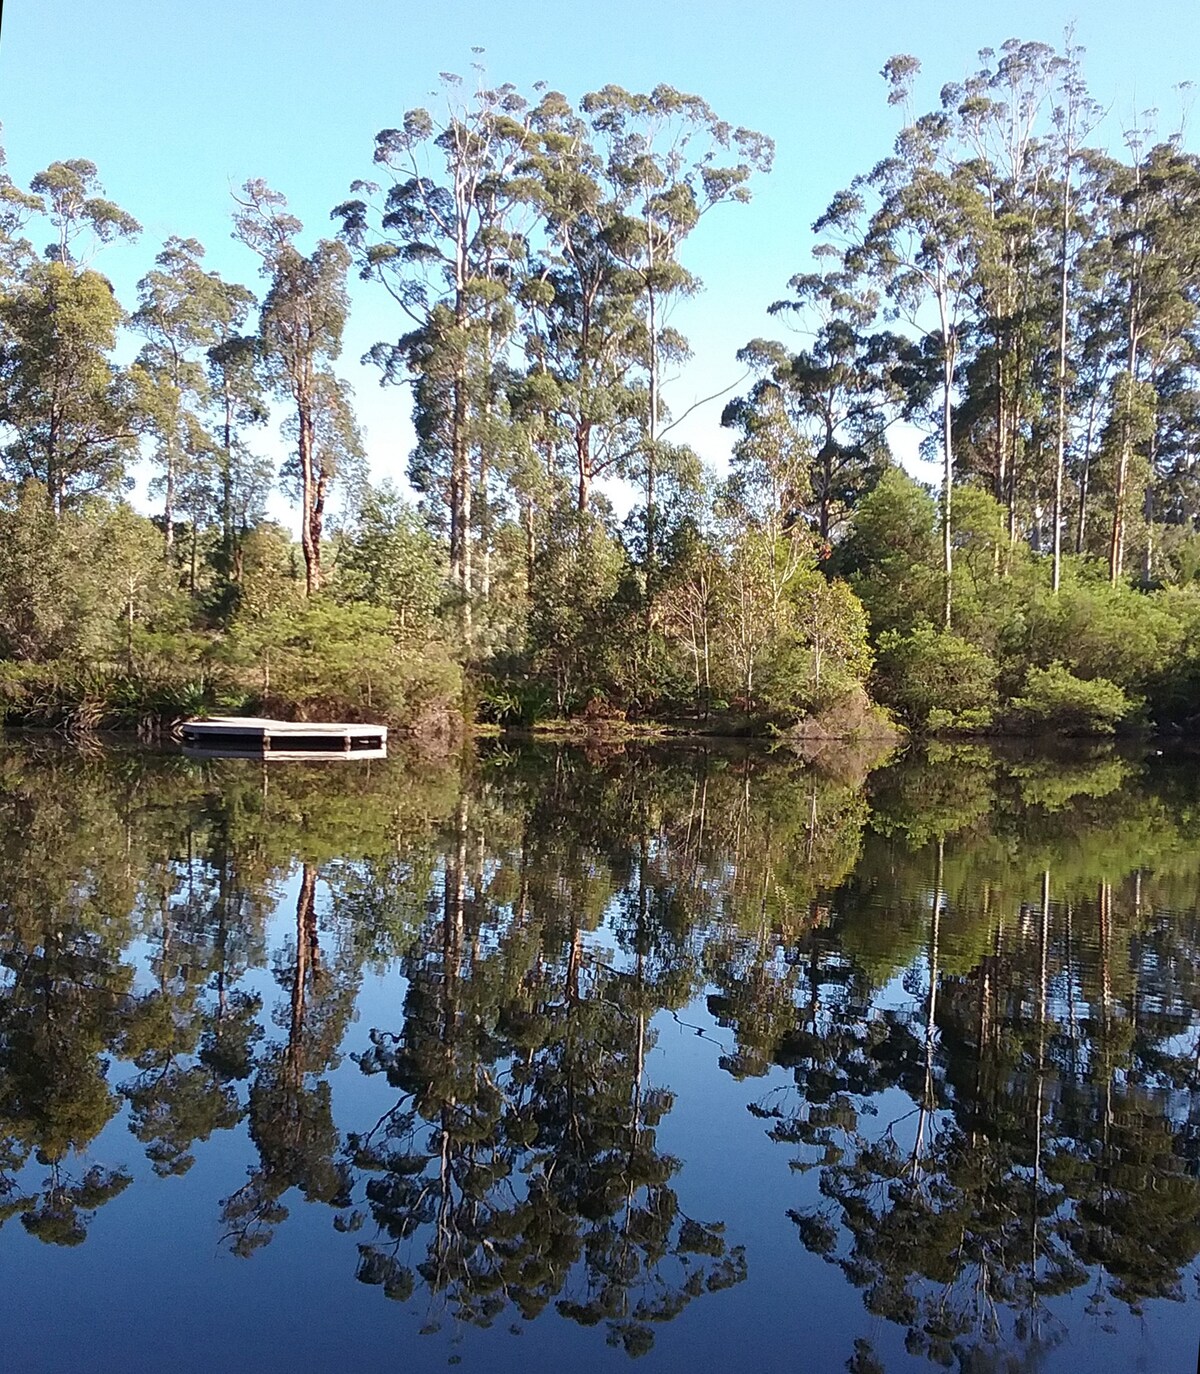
xmin=0 ymin=131 xmax=40 ymax=280
xmin=27 ymin=159 xmax=140 ymax=266
xmin=1100 ymin=136 xmax=1200 ymax=582
xmin=234 ymin=179 xmax=357 ymax=596
xmin=0 ymin=159 xmax=141 ymax=517
xmin=817 ymin=56 xmax=984 ymax=628
xmin=133 ymin=237 xmax=256 ymax=555
xmin=728 ymin=269 xmax=898 ymax=542
xmin=334 ymin=73 xmax=535 ymax=634
xmin=1048 ymin=36 xmax=1102 ymax=590
xmin=581 ymin=84 xmax=773 ymax=577
xmin=515 ymin=89 xmax=644 ymax=519
xmin=947 ymin=42 xmax=1060 ymax=542
xmin=206 ymin=324 xmax=271 ymax=588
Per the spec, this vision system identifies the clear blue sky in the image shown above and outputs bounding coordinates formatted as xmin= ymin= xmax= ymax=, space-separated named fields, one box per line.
xmin=2 ymin=0 xmax=1197 ymax=508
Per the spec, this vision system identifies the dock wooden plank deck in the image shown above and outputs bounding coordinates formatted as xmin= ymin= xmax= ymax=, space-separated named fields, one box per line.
xmin=180 ymin=716 xmax=387 ymax=758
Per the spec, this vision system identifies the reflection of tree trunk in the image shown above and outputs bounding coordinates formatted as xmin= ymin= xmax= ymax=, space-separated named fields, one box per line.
xmin=632 ymin=1001 xmax=646 ymax=1146
xmin=216 ymin=837 xmax=231 ymax=1021
xmin=567 ymin=928 xmax=581 ymax=1004
xmin=1132 ymin=870 xmax=1144 ymax=1031
xmin=433 ymin=794 xmax=468 ymax=1290
xmin=973 ymin=946 xmax=990 ymax=1145
xmin=1031 ymin=869 xmax=1050 ymax=1304
xmin=1099 ymin=880 xmax=1112 ymax=1025
xmin=1098 ymin=878 xmax=1113 ymax=1272
xmin=911 ymin=838 xmax=943 ymax=1177
xmin=733 ymin=765 xmax=752 ymax=858
xmin=159 ymin=885 xmax=171 ymax=996
xmin=808 ymin=941 xmax=821 ymax=1032
xmin=684 ymin=764 xmax=708 ymax=884
xmin=633 ymin=827 xmax=649 ymax=1137
xmin=516 ymin=824 xmax=529 ymax=928
xmin=443 ymin=792 xmax=467 ymax=1061
xmin=565 ymin=923 xmax=584 ymax=1152
xmin=626 ymin=828 xmax=650 ymax=1230
xmin=289 ymin=863 xmax=318 ymax=1084
xmin=1065 ymin=899 xmax=1077 ymax=1045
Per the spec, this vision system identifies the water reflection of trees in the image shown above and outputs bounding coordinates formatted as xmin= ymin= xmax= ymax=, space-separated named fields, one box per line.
xmin=0 ymin=741 xmax=1198 ymax=1363
xmin=738 ymin=746 xmax=1200 ymax=1370
xmin=337 ymin=778 xmax=749 ymax=1355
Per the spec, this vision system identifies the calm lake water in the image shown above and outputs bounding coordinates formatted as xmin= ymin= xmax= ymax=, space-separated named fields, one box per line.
xmin=0 ymin=737 xmax=1198 ymax=1373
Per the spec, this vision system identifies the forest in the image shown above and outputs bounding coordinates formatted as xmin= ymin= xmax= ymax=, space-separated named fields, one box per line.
xmin=4 ymin=37 xmax=1200 ymax=739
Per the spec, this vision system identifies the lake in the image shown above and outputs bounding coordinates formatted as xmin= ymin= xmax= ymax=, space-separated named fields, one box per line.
xmin=0 ymin=736 xmax=1197 ymax=1373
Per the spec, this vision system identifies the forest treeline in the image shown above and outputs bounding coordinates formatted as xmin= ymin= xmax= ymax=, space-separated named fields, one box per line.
xmin=5 ymin=38 xmax=1200 ymax=736
xmin=1 ymin=739 xmax=1199 ymax=1364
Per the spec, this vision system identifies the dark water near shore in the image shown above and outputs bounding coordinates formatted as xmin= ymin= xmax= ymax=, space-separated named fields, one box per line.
xmin=0 ymin=737 xmax=1198 ymax=1373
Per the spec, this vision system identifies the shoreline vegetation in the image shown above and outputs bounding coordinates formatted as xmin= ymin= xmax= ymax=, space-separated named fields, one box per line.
xmin=5 ymin=41 xmax=1200 ymax=743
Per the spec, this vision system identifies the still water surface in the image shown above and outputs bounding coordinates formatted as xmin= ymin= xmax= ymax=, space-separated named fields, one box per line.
xmin=0 ymin=738 xmax=1197 ymax=1372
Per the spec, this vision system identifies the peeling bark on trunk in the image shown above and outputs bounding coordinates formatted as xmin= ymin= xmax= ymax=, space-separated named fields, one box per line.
xmin=1075 ymin=393 xmax=1098 ymax=554
xmin=1052 ymin=109 xmax=1074 ymax=594
xmin=938 ymin=276 xmax=955 ymax=631
xmin=298 ymin=402 xmax=321 ymax=596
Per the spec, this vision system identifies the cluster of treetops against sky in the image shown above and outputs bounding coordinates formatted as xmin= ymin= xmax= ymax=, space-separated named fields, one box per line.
xmin=4 ymin=35 xmax=1200 ymax=737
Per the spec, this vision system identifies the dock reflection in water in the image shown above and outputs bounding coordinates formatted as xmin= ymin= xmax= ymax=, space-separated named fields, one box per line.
xmin=0 ymin=738 xmax=1197 ymax=1373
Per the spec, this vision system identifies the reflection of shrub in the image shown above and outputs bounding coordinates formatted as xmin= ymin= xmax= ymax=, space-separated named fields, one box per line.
xmin=874 ymin=625 xmax=998 ymax=731
xmin=1010 ymin=663 xmax=1135 ymax=736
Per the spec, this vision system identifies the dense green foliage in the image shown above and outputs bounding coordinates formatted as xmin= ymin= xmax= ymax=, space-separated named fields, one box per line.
xmin=5 ymin=40 xmax=1200 ymax=736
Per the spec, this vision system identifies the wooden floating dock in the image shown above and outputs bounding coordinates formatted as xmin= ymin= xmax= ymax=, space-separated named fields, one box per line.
xmin=180 ymin=716 xmax=387 ymax=760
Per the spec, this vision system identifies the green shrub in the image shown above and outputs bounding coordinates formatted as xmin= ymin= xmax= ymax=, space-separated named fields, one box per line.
xmin=874 ymin=625 xmax=998 ymax=730
xmin=222 ymin=597 xmax=462 ymax=731
xmin=476 ymin=680 xmax=553 ymax=729
xmin=0 ymin=660 xmax=235 ymax=735
xmin=1022 ymin=570 xmax=1183 ymax=692
xmin=835 ymin=469 xmax=940 ymax=636
xmin=1009 ymin=663 xmax=1135 ymax=735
